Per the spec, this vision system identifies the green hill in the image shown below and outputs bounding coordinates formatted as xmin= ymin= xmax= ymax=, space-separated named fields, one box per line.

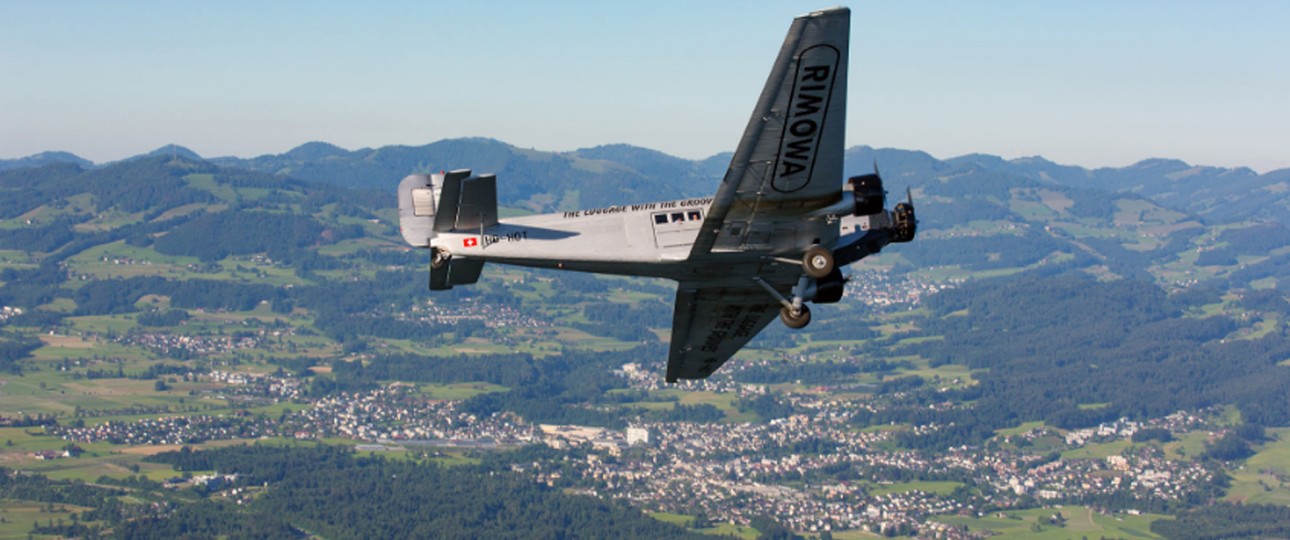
xmin=0 ymin=139 xmax=1287 ymax=538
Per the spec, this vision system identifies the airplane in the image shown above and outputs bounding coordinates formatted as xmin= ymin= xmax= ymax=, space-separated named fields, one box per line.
xmin=397 ymin=7 xmax=915 ymax=383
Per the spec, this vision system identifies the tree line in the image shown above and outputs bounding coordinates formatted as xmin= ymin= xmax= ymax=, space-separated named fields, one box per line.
xmin=870 ymin=272 xmax=1290 ymax=448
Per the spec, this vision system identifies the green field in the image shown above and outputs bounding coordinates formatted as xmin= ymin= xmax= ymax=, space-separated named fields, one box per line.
xmin=1061 ymin=440 xmax=1133 ymax=460
xmin=1162 ymin=431 xmax=1209 ymax=461
xmin=904 ymin=358 xmax=978 ymax=389
xmin=0 ymin=428 xmax=252 ymax=484
xmin=648 ymin=389 xmax=755 ymax=422
xmin=827 ymin=530 xmax=881 ymax=539
xmin=1226 ymin=427 xmax=1290 ymax=505
xmin=419 ymin=382 xmax=510 ymax=400
xmin=932 ymin=506 xmax=1166 ymax=539
xmin=867 ymin=480 xmax=962 ymax=497
xmin=995 ymin=421 xmax=1047 ymax=438
xmin=648 ymin=511 xmax=760 ymax=539
xmin=0 ymin=373 xmax=206 ymax=418
xmin=0 ymin=500 xmax=96 ymax=540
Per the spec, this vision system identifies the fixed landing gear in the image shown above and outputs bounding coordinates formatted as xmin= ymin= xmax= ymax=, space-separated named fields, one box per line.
xmin=779 ymin=304 xmax=811 ymax=329
xmin=802 ymin=245 xmax=834 ymax=278
xmin=431 ymin=247 xmax=451 ymax=270
xmin=754 ymin=275 xmax=817 ymax=330
xmin=757 ymin=246 xmax=840 ymax=329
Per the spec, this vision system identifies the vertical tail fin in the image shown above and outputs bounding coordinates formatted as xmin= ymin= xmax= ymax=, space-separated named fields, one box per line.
xmin=398 ymin=168 xmax=500 ymax=247
xmin=398 ymin=168 xmax=495 ymax=290
xmin=455 ymin=174 xmax=498 ymax=231
xmin=432 ymin=169 xmax=472 ymax=232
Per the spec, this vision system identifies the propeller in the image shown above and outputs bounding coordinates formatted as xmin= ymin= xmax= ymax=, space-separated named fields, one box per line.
xmin=890 ymin=186 xmax=917 ymax=243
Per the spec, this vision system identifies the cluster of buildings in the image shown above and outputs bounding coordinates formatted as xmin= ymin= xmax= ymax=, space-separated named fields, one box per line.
xmin=504 ymin=377 xmax=1221 ymax=537
xmin=204 ymin=370 xmax=305 ymax=401
xmin=53 ymin=414 xmax=265 ymax=445
xmin=518 ymin=368 xmax=1225 ymax=536
xmin=286 ymin=384 xmax=534 ymax=444
xmin=405 ymin=298 xmax=549 ymax=329
xmin=984 ymin=444 xmax=1215 ymax=505
xmin=0 ymin=305 xmax=22 ymax=322
xmin=42 ymin=358 xmax=1229 ymax=537
xmin=843 ymin=269 xmax=955 ymax=307
xmin=53 ymin=383 xmax=538 ymax=448
xmin=119 ymin=332 xmax=258 ymax=356
xmin=1061 ymin=411 xmax=1211 ymax=446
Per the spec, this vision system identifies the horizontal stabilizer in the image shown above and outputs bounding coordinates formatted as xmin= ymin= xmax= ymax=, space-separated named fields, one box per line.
xmin=430 ymin=256 xmax=485 ymax=290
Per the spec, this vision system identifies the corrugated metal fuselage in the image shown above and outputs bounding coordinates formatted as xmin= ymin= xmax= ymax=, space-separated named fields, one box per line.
xmin=428 ymin=195 xmax=881 ymax=285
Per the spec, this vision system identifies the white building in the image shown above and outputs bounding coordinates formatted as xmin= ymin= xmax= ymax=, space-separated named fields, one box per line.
xmin=627 ymin=426 xmax=652 ymax=446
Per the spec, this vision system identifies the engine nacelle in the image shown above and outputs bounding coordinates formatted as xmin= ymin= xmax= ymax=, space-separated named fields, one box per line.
xmin=848 ymin=174 xmax=885 ymax=216
xmin=811 ymin=268 xmax=847 ymax=304
xmin=891 ymin=201 xmax=916 ymax=243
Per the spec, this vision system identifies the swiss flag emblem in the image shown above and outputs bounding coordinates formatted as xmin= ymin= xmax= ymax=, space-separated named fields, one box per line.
xmin=463 ymin=237 xmax=479 ymax=248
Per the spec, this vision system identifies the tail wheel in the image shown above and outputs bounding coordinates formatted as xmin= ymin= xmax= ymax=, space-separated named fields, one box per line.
xmin=780 ymin=305 xmax=811 ymax=329
xmin=802 ymin=245 xmax=834 ymax=279
xmin=431 ymin=247 xmax=451 ymax=270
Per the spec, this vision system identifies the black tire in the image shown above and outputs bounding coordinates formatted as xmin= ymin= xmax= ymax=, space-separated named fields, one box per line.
xmin=802 ymin=245 xmax=834 ymax=278
xmin=813 ymin=268 xmax=846 ymax=304
xmin=780 ymin=305 xmax=811 ymax=329
xmin=431 ymin=247 xmax=450 ymax=270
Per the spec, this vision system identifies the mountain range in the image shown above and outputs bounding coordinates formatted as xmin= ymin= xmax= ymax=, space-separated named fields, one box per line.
xmin=4 ymin=139 xmax=1287 ymax=224
xmin=3 ymin=137 xmax=1287 ymax=304
xmin=2 ymin=135 xmax=1289 ymax=506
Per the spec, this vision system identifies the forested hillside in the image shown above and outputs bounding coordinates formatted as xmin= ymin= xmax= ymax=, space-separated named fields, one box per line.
xmin=9 ymin=138 xmax=1287 ymax=222
xmin=0 ymin=140 xmax=1287 ymax=539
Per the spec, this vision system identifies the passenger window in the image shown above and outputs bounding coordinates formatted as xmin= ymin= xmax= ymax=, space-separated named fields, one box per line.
xmin=688 ymin=211 xmax=702 ymax=221
xmin=671 ymin=213 xmax=684 ymax=223
xmin=654 ymin=214 xmax=668 ymax=224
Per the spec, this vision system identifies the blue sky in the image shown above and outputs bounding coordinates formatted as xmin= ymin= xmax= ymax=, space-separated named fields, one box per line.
xmin=3 ymin=1 xmax=1288 ymax=172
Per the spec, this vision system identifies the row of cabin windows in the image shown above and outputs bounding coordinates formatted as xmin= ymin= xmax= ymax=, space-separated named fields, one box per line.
xmin=654 ymin=210 xmax=703 ymax=225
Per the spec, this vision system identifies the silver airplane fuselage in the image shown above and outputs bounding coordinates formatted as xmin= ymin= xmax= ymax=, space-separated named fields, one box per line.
xmin=397 ymin=7 xmax=918 ymax=382
xmin=421 ymin=196 xmax=886 ymax=284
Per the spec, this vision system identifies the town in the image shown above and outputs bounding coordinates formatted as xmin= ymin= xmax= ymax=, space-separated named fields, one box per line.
xmin=45 ymin=360 xmax=1230 ymax=538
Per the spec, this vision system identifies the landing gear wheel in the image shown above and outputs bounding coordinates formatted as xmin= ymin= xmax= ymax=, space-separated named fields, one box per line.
xmin=780 ymin=305 xmax=811 ymax=329
xmin=802 ymin=245 xmax=834 ymax=279
xmin=431 ymin=247 xmax=450 ymax=270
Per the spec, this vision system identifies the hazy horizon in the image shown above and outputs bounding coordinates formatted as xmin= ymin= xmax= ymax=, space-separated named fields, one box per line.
xmin=4 ymin=1 xmax=1288 ymax=173
xmin=10 ymin=137 xmax=1285 ymax=177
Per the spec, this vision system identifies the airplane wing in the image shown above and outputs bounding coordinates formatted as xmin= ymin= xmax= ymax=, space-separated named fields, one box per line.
xmin=665 ymin=8 xmax=851 ymax=381
xmin=666 ymin=283 xmax=780 ymax=382
xmin=691 ymin=7 xmax=850 ymax=258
